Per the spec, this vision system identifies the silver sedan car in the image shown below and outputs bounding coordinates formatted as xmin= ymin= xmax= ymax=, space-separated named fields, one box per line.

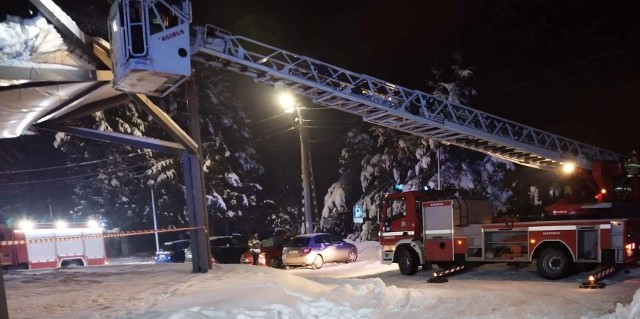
xmin=282 ymin=233 xmax=358 ymax=269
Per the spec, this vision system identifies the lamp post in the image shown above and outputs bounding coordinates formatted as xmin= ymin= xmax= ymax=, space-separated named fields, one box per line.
xmin=147 ymin=180 xmax=160 ymax=252
xmin=278 ymin=92 xmax=314 ymax=234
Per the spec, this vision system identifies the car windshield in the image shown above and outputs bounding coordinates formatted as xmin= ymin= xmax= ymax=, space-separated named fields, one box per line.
xmin=231 ymin=237 xmax=246 ymax=247
xmin=284 ymin=237 xmax=310 ymax=247
xmin=212 ymin=238 xmax=232 ymax=247
xmin=163 ymin=240 xmax=189 ymax=251
xmin=261 ymin=237 xmax=276 ymax=248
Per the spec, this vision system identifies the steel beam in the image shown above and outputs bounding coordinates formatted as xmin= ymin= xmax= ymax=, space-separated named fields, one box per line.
xmin=184 ymin=78 xmax=210 ymax=272
xmin=0 ymin=270 xmax=8 ymax=319
xmin=130 ymin=94 xmax=198 ymax=154
xmin=45 ymin=94 xmax=132 ymax=125
xmin=46 ymin=126 xmax=185 ymax=154
xmin=0 ymin=64 xmax=112 ymax=82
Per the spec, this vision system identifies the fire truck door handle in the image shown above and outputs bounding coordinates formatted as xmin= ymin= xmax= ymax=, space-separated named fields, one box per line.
xmin=402 ymin=232 xmax=409 ymax=236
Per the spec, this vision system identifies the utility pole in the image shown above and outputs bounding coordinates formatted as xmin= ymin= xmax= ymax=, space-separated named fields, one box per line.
xmin=148 ymin=181 xmax=160 ymax=252
xmin=297 ymin=108 xmax=314 ymax=234
xmin=277 ymin=92 xmax=315 ymax=234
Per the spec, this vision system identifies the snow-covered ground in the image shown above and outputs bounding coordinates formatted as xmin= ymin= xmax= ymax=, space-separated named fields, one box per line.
xmin=3 ymin=240 xmax=640 ymax=319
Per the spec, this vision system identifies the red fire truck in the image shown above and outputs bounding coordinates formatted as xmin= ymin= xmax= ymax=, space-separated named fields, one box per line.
xmin=379 ymin=162 xmax=640 ymax=279
xmin=0 ymin=220 xmax=107 ymax=270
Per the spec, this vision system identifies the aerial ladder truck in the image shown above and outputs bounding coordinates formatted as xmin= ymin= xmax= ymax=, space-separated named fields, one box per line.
xmin=107 ymin=0 xmax=640 ymax=283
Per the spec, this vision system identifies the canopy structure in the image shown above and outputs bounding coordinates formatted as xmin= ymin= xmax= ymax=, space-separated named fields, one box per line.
xmin=0 ymin=0 xmax=211 ymax=277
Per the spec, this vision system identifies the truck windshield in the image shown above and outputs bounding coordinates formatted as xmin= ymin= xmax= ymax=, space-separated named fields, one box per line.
xmin=386 ymin=198 xmax=406 ymax=220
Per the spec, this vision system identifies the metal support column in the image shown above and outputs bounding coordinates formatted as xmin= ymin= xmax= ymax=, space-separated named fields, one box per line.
xmin=297 ymin=108 xmax=314 ymax=234
xmin=0 ymin=269 xmax=8 ymax=319
xmin=185 ymin=77 xmax=211 ymax=272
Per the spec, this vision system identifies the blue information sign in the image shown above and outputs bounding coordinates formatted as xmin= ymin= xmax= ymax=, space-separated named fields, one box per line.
xmin=353 ymin=205 xmax=363 ymax=224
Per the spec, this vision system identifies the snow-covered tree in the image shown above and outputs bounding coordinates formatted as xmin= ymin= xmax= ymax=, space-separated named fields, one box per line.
xmin=55 ymin=64 xmax=270 ymax=244
xmin=322 ymin=53 xmax=515 ymax=240
xmin=54 ymin=103 xmax=156 ymax=231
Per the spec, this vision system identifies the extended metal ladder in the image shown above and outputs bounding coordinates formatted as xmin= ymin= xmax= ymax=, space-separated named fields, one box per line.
xmin=190 ymin=25 xmax=621 ymax=171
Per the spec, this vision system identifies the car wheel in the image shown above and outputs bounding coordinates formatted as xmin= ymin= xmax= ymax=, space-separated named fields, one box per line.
xmin=312 ymin=255 xmax=324 ymax=269
xmin=347 ymin=250 xmax=357 ymax=263
xmin=268 ymin=257 xmax=281 ymax=268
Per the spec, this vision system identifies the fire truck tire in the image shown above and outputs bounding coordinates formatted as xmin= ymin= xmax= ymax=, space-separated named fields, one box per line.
xmin=398 ymin=249 xmax=418 ymax=275
xmin=537 ymin=248 xmax=571 ymax=279
xmin=312 ymin=255 xmax=324 ymax=269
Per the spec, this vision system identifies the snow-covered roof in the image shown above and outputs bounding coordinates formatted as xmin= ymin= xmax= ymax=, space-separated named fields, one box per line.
xmin=0 ymin=12 xmax=120 ymax=138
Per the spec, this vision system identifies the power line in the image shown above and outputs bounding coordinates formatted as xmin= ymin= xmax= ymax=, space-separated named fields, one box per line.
xmin=0 ymin=153 xmax=145 ymax=175
xmin=0 ymin=163 xmax=149 ymax=186
xmin=226 ymin=127 xmax=296 ymax=149
xmin=248 ymin=112 xmax=288 ymax=127
xmin=310 ymin=134 xmax=345 ymax=144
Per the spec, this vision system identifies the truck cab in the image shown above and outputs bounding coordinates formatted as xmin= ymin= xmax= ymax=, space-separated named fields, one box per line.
xmin=379 ymin=190 xmax=445 ymax=268
xmin=0 ymin=225 xmax=28 ymax=269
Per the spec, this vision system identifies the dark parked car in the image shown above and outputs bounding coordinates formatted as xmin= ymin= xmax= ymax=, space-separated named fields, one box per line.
xmin=210 ymin=235 xmax=249 ymax=264
xmin=282 ymin=233 xmax=357 ymax=269
xmin=183 ymin=235 xmax=249 ymax=264
xmin=240 ymin=233 xmax=294 ymax=268
xmin=155 ymin=239 xmax=190 ymax=263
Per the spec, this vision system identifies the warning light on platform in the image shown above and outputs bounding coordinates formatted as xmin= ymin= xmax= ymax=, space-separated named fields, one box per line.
xmin=562 ymin=162 xmax=576 ymax=174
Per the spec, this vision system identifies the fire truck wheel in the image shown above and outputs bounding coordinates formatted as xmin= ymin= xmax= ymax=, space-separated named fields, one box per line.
xmin=312 ymin=255 xmax=324 ymax=269
xmin=537 ymin=248 xmax=570 ymax=279
xmin=398 ymin=249 xmax=418 ymax=275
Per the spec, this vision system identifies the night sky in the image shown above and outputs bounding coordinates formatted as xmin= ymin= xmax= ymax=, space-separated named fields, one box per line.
xmin=193 ymin=0 xmax=640 ymax=154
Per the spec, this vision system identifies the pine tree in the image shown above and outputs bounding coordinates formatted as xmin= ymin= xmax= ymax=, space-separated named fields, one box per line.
xmin=321 ymin=53 xmax=516 ymax=240
xmin=55 ymin=64 xmax=270 ymax=248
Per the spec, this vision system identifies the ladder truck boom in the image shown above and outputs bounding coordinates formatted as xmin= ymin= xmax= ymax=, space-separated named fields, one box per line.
xmin=189 ymin=25 xmax=621 ymax=172
xmin=107 ymin=0 xmax=622 ymax=190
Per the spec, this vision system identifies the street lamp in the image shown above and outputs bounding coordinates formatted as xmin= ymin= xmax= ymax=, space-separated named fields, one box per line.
xmin=277 ymin=92 xmax=315 ymax=234
xmin=147 ymin=180 xmax=160 ymax=252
